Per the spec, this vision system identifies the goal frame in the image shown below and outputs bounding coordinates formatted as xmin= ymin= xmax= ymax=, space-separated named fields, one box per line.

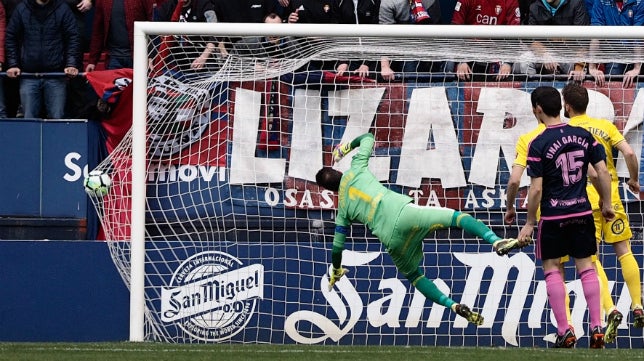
xmin=130 ymin=22 xmax=644 ymax=342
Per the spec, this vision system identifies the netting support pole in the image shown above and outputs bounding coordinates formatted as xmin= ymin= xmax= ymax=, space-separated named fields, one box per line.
xmin=129 ymin=22 xmax=148 ymax=342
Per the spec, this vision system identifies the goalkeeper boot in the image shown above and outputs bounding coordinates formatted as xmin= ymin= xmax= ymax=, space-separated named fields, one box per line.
xmin=604 ymin=308 xmax=623 ymax=343
xmin=632 ymin=305 xmax=644 ymax=328
xmin=453 ymin=304 xmax=483 ymax=326
xmin=589 ymin=326 xmax=605 ymax=349
xmin=493 ymin=238 xmax=529 ymax=256
xmin=553 ymin=328 xmax=576 ymax=348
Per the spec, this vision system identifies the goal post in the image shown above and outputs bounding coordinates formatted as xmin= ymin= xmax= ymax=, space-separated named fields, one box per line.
xmin=113 ymin=22 xmax=644 ymax=345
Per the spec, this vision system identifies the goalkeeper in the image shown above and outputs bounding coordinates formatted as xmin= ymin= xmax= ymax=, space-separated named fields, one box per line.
xmin=315 ymin=132 xmax=525 ymax=326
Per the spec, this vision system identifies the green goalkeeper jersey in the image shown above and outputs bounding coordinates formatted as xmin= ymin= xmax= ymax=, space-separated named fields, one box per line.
xmin=333 ymin=134 xmax=412 ymax=250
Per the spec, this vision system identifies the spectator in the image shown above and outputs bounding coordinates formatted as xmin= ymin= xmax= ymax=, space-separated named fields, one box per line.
xmin=286 ymin=0 xmax=340 ymax=23
xmin=2 ymin=0 xmax=22 ymax=118
xmin=379 ymin=0 xmax=442 ymax=81
xmin=0 ymin=1 xmax=6 ymax=118
xmin=212 ymin=0 xmax=276 ymax=58
xmin=519 ymin=0 xmax=533 ymax=24
xmin=450 ymin=0 xmax=520 ymax=81
xmin=285 ymin=0 xmax=341 ymax=71
xmin=86 ymin=0 xmax=155 ymax=72
xmin=512 ymin=0 xmax=589 ymax=80
xmin=155 ymin=0 xmax=217 ymax=73
xmin=66 ymin=0 xmax=93 ymax=52
xmin=5 ymin=0 xmax=80 ymax=119
xmin=588 ymin=0 xmax=644 ymax=87
xmin=65 ymin=0 xmax=94 ymax=118
xmin=335 ymin=0 xmax=380 ymax=78
xmin=274 ymin=0 xmax=290 ymax=17
xmin=232 ymin=13 xmax=301 ymax=59
xmin=379 ymin=0 xmax=441 ymax=25
xmin=339 ymin=0 xmax=379 ymax=24
xmin=585 ymin=0 xmax=594 ymax=15
xmin=282 ymin=0 xmax=379 ymax=23
xmin=213 ymin=0 xmax=275 ymax=22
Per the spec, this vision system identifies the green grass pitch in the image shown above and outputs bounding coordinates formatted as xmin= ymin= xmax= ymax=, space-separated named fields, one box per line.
xmin=1 ymin=343 xmax=642 ymax=361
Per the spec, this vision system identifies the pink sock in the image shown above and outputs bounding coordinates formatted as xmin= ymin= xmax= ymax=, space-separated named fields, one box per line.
xmin=579 ymin=267 xmax=602 ymax=330
xmin=545 ymin=269 xmax=570 ymax=335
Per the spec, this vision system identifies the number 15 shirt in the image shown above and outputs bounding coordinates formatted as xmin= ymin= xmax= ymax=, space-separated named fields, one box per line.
xmin=526 ymin=123 xmax=606 ymax=219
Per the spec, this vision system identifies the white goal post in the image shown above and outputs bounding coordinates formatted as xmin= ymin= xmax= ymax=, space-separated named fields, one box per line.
xmin=120 ymin=22 xmax=644 ymax=345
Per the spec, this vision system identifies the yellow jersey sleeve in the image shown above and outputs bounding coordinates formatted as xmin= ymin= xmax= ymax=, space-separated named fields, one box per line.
xmin=513 ymin=124 xmax=545 ymax=168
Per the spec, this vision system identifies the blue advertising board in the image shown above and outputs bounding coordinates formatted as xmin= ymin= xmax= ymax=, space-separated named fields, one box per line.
xmin=0 ymin=119 xmax=89 ymax=218
xmin=0 ymin=121 xmax=41 ymax=216
xmin=145 ymin=240 xmax=643 ymax=348
xmin=0 ymin=240 xmax=642 ymax=345
xmin=0 ymin=240 xmax=129 ymax=342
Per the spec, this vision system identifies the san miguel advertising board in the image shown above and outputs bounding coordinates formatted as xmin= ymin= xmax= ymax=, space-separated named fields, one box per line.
xmin=152 ymin=242 xmax=642 ymax=347
xmin=110 ymin=76 xmax=644 ymax=346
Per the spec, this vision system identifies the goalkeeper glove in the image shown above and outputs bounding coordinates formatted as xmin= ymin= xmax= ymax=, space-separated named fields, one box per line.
xmin=493 ymin=237 xmax=531 ymax=256
xmin=332 ymin=143 xmax=352 ymax=163
xmin=328 ymin=267 xmax=349 ymax=291
xmin=452 ymin=303 xmax=484 ymax=326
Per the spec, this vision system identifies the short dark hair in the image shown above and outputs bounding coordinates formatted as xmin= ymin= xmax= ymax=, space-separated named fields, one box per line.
xmin=531 ymin=86 xmax=562 ymax=117
xmin=315 ymin=167 xmax=343 ymax=192
xmin=562 ymin=82 xmax=589 ymax=114
xmin=263 ymin=12 xmax=282 ymax=23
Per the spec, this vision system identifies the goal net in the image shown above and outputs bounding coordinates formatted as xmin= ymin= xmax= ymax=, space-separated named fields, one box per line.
xmin=85 ymin=23 xmax=644 ymax=347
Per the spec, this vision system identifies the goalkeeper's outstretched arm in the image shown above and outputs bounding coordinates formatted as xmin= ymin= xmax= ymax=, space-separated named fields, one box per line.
xmin=348 ymin=133 xmax=372 ymax=149
xmin=333 ymin=133 xmax=374 ymax=163
xmin=331 ymin=226 xmax=347 ymax=269
xmin=328 ymin=133 xmax=374 ymax=289
xmin=328 ymin=225 xmax=349 ymax=291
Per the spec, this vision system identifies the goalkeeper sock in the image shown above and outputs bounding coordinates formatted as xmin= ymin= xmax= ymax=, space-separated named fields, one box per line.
xmin=452 ymin=212 xmax=500 ymax=245
xmin=407 ymin=270 xmax=455 ymax=309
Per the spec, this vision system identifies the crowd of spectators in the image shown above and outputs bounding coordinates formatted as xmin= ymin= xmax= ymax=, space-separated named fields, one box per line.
xmin=0 ymin=0 xmax=640 ymax=119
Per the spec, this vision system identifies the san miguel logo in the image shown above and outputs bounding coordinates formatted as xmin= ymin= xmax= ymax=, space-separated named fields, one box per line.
xmin=160 ymin=251 xmax=264 ymax=341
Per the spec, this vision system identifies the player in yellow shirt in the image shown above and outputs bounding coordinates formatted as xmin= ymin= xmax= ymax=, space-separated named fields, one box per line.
xmin=562 ymin=83 xmax=644 ymax=338
xmin=505 ymin=123 xmax=546 ymax=226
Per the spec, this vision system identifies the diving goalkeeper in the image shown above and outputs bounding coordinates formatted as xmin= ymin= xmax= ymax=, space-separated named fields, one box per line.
xmin=315 ymin=132 xmax=525 ymax=326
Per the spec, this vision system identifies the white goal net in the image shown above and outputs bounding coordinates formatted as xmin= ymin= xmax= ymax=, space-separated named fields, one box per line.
xmin=85 ymin=23 xmax=644 ymax=347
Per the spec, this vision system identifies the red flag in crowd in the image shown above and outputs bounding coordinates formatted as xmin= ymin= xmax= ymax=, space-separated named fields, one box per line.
xmin=86 ymin=68 xmax=135 ymax=241
xmin=85 ymin=68 xmax=134 ymax=154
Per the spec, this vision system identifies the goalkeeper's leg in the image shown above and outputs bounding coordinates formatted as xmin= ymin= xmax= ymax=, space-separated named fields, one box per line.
xmin=452 ymin=303 xmax=484 ymax=325
xmin=452 ymin=211 xmax=530 ymax=255
xmin=406 ymin=269 xmax=483 ymax=326
xmin=493 ymin=237 xmax=531 ymax=256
